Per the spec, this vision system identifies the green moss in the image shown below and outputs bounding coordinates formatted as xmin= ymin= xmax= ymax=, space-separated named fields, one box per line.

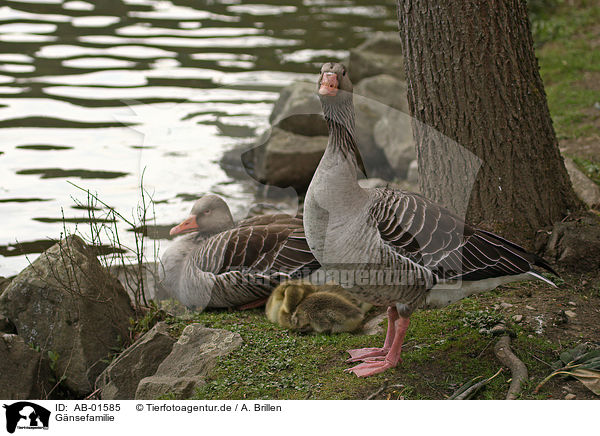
xmin=533 ymin=3 xmax=600 ymax=139
xmin=144 ymin=287 xmax=579 ymax=400
xmin=530 ymin=1 xmax=600 ymax=46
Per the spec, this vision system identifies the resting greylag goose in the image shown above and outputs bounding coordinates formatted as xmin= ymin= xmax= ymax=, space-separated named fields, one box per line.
xmin=159 ymin=194 xmax=320 ymax=310
xmin=304 ymin=62 xmax=557 ymax=377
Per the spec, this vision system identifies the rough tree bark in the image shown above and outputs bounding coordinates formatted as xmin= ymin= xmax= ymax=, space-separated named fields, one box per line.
xmin=396 ymin=0 xmax=581 ymax=243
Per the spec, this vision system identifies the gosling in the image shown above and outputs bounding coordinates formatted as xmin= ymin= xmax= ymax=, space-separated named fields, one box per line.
xmin=265 ymin=280 xmax=316 ymax=329
xmin=266 ymin=281 xmax=368 ymax=334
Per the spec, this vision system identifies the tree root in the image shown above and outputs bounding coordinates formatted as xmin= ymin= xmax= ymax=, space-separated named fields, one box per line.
xmin=494 ymin=335 xmax=528 ymax=400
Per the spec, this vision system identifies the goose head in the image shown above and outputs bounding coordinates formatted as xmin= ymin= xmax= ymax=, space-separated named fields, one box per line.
xmin=317 ymin=62 xmax=355 ymax=125
xmin=169 ymin=194 xmax=235 ymax=237
xmin=317 ymin=62 xmax=353 ymax=97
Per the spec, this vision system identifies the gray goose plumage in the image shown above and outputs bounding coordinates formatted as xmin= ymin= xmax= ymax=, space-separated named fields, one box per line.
xmin=159 ymin=195 xmax=320 ymax=310
xmin=304 ymin=62 xmax=557 ymax=377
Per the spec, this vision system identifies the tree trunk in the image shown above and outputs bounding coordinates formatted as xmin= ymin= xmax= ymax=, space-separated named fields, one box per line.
xmin=396 ymin=0 xmax=581 ymax=244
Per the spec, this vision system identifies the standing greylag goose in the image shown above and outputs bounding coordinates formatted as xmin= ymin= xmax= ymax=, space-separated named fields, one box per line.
xmin=304 ymin=62 xmax=557 ymax=377
xmin=159 ymin=194 xmax=320 ymax=310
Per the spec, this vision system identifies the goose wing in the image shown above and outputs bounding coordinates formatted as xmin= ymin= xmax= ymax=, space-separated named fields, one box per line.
xmin=237 ymin=214 xmax=302 ymax=228
xmin=189 ymin=221 xmax=319 ymax=308
xmin=197 ymin=221 xmax=318 ymax=277
xmin=370 ymin=188 xmax=553 ymax=283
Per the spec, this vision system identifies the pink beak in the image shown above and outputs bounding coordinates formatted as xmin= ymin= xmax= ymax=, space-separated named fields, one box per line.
xmin=169 ymin=216 xmax=198 ymax=236
xmin=319 ymin=72 xmax=339 ymax=96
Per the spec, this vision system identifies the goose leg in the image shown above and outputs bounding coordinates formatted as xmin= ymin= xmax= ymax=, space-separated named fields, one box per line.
xmin=346 ymin=306 xmax=398 ymax=362
xmin=345 ymin=316 xmax=410 ymax=377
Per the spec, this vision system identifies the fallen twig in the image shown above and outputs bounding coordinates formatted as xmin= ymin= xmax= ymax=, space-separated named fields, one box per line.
xmin=494 ymin=335 xmax=528 ymax=400
xmin=476 ymin=337 xmax=496 ymax=359
xmin=448 ymin=368 xmax=503 ymax=400
xmin=366 ymin=381 xmax=405 ymax=400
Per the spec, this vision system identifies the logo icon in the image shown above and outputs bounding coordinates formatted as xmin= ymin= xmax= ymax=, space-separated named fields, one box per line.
xmin=2 ymin=402 xmax=50 ymax=434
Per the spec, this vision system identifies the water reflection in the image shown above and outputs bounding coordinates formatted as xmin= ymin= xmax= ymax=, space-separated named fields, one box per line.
xmin=0 ymin=0 xmax=397 ymax=276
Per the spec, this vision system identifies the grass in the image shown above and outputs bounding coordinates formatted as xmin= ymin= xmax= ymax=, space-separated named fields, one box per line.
xmin=534 ymin=1 xmax=600 ymax=139
xmin=143 ymin=284 xmax=585 ymax=400
xmin=571 ymin=156 xmax=600 ymax=185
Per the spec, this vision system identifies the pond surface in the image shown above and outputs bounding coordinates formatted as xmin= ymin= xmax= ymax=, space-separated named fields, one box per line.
xmin=0 ymin=0 xmax=397 ymax=276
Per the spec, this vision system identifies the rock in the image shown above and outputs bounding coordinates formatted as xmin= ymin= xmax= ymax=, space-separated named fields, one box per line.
xmin=358 ymin=178 xmax=419 ymax=194
xmin=354 ymin=74 xmax=409 ymax=114
xmin=563 ymin=157 xmax=600 ymax=209
xmin=556 ymin=310 xmax=569 ymax=325
xmin=373 ymin=108 xmax=415 ymax=177
xmin=537 ymin=214 xmax=600 ymax=272
xmin=0 ymin=236 xmax=135 ymax=396
xmin=269 ymin=81 xmax=327 ymax=137
xmin=96 ymin=322 xmax=176 ymax=400
xmin=0 ymin=333 xmax=51 ymax=399
xmin=512 ymin=314 xmax=523 ymax=323
xmin=360 ymin=311 xmax=387 ymax=336
xmin=347 ymin=32 xmax=405 ymax=83
xmin=525 ymin=305 xmax=535 ymax=310
xmin=135 ymin=324 xmax=242 ymax=400
xmin=354 ymin=75 xmax=413 ymax=178
xmin=568 ymin=301 xmax=576 ymax=306
xmin=0 ymin=276 xmax=11 ymax=295
xmin=354 ymin=95 xmax=396 ymax=179
xmin=108 ymin=262 xmax=163 ymax=303
xmin=564 ymin=393 xmax=576 ymax=400
xmin=490 ymin=324 xmax=507 ymax=335
xmin=564 ymin=310 xmax=576 ymax=318
xmin=358 ymin=178 xmax=399 ymax=190
xmin=250 ymin=127 xmax=327 ymax=193
xmin=500 ymin=302 xmax=513 ymax=309
xmin=406 ymin=160 xmax=419 ymax=185
xmin=0 ymin=314 xmax=16 ymax=334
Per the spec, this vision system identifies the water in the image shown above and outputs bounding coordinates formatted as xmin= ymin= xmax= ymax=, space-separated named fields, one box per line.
xmin=0 ymin=0 xmax=398 ymax=277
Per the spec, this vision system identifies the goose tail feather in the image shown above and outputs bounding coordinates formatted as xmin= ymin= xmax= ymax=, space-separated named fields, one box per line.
xmin=527 ymin=271 xmax=557 ymax=288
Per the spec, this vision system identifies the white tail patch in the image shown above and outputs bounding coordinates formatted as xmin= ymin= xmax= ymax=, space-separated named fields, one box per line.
xmin=527 ymin=271 xmax=557 ymax=288
xmin=424 ymin=272 xmax=554 ymax=309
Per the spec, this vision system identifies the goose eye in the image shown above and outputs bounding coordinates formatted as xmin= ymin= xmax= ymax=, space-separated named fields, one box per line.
xmin=342 ymin=70 xmax=346 ymax=76
xmin=204 ymin=210 xmax=211 ymax=214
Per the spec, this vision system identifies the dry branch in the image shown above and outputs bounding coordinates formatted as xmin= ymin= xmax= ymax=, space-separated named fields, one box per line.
xmin=494 ymin=335 xmax=528 ymax=400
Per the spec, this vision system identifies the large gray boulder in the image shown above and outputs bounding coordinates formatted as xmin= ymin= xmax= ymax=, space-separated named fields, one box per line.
xmin=135 ymin=324 xmax=242 ymax=400
xmin=354 ymin=95 xmax=397 ymax=180
xmin=347 ymin=32 xmax=405 ymax=83
xmin=358 ymin=177 xmax=419 ymax=194
xmin=269 ymin=81 xmax=327 ymax=137
xmin=0 ymin=313 xmax=15 ymax=334
xmin=374 ymin=108 xmax=415 ymax=177
xmin=0 ymin=333 xmax=51 ymax=399
xmin=251 ymin=127 xmax=328 ymax=193
xmin=563 ymin=157 xmax=600 ymax=209
xmin=0 ymin=276 xmax=11 ymax=295
xmin=354 ymin=74 xmax=409 ymax=114
xmin=96 ymin=322 xmax=176 ymax=400
xmin=354 ymin=74 xmax=412 ymax=178
xmin=406 ymin=160 xmax=419 ymax=185
xmin=0 ymin=235 xmax=135 ymax=396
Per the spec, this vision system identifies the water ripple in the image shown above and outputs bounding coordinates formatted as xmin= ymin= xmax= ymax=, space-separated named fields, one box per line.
xmin=0 ymin=0 xmax=398 ymax=276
